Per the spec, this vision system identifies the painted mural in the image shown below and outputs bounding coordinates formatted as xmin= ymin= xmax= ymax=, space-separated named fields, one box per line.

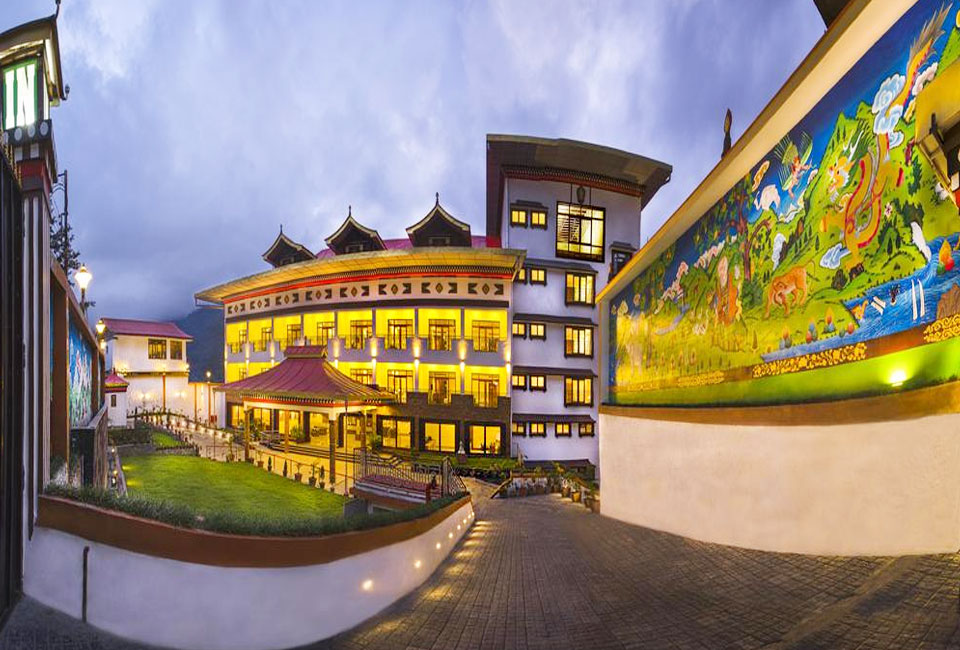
xmin=69 ymin=315 xmax=94 ymax=426
xmin=610 ymin=1 xmax=960 ymax=404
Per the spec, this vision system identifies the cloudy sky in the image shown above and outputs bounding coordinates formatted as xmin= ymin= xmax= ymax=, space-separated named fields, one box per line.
xmin=7 ymin=0 xmax=825 ymax=322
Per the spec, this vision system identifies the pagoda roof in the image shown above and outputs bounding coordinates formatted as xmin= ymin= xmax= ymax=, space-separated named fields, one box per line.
xmin=105 ymin=373 xmax=129 ymax=393
xmin=217 ymin=346 xmax=395 ymax=406
xmin=324 ymin=209 xmax=386 ymax=254
xmin=262 ymin=229 xmax=314 ymax=268
xmin=405 ymin=195 xmax=472 ymax=247
xmin=0 ymin=13 xmax=66 ymax=104
xmin=102 ymin=318 xmax=192 ymax=340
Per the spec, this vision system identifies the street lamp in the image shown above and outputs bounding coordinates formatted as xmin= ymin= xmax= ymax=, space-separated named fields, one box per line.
xmin=95 ymin=319 xmax=105 ymax=336
xmin=74 ymin=265 xmax=92 ymax=312
xmin=206 ymin=370 xmax=212 ymax=426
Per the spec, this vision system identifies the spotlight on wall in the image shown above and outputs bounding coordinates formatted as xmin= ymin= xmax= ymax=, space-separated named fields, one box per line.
xmin=361 ymin=579 xmax=373 ymax=591
xmin=888 ymin=369 xmax=908 ymax=388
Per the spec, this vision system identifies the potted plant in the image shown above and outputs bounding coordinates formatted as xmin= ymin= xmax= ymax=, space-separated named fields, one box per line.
xmin=561 ymin=481 xmax=571 ymax=498
xmin=571 ymin=488 xmax=582 ymax=503
xmin=308 ymin=465 xmax=317 ymax=487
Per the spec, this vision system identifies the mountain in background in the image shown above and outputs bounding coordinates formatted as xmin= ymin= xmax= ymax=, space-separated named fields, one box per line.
xmin=177 ymin=307 xmax=224 ymax=383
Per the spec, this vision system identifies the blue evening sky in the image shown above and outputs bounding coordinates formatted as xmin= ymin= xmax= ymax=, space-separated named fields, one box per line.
xmin=5 ymin=1 xmax=824 ymax=321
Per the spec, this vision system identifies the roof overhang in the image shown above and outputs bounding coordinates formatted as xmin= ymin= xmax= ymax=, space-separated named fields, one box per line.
xmin=196 ymin=246 xmax=527 ymax=304
xmin=262 ymin=231 xmax=315 ymax=267
xmin=0 ymin=14 xmax=66 ymax=104
xmin=486 ymin=134 xmax=673 ymax=241
xmin=598 ymin=0 xmax=908 ymax=304
xmin=324 ymin=214 xmax=386 ymax=254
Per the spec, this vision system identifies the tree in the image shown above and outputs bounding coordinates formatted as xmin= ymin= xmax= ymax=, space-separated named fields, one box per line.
xmin=50 ymin=213 xmax=80 ymax=275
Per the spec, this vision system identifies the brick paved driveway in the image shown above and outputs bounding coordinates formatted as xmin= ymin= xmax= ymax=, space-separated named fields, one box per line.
xmin=3 ymin=483 xmax=960 ymax=649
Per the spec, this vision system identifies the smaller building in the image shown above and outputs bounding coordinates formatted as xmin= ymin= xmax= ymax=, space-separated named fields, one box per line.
xmin=101 ymin=318 xmax=192 ymax=417
xmin=104 ymin=373 xmax=129 ymax=427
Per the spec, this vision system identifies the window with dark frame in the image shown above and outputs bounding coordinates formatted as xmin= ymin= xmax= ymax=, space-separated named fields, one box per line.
xmin=511 ymin=421 xmax=526 ymax=437
xmin=565 ymin=272 xmax=595 ymax=305
xmin=428 ymin=371 xmax=456 ymax=404
xmin=148 ymin=338 xmax=167 ymax=359
xmin=510 ymin=208 xmax=528 ymax=227
xmin=529 ymin=422 xmax=546 ymax=437
xmin=423 ymin=421 xmax=457 ymax=452
xmin=511 ymin=374 xmax=526 ymax=390
xmin=428 ymin=319 xmax=456 ymax=351
xmin=350 ymin=368 xmax=374 ymax=385
xmin=611 ymin=249 xmax=632 ymax=277
xmin=529 ymin=268 xmax=546 ymax=285
xmin=564 ymin=376 xmax=593 ymax=406
xmin=472 ymin=320 xmax=499 ymax=352
xmin=516 ymin=267 xmax=527 ymax=283
xmin=170 ymin=340 xmax=183 ymax=360
xmin=556 ymin=202 xmax=605 ymax=261
xmin=380 ymin=416 xmax=412 ymax=449
xmin=564 ymin=326 xmax=593 ymax=357
xmin=347 ymin=320 xmax=373 ymax=349
xmin=555 ymin=422 xmax=571 ymax=437
xmin=530 ymin=209 xmax=547 ymax=228
xmin=471 ymin=374 xmax=499 ymax=408
xmin=512 ymin=322 xmax=527 ymax=338
xmin=279 ymin=323 xmax=301 ymax=349
xmin=314 ymin=322 xmax=335 ymax=346
xmin=469 ymin=424 xmax=501 ymax=455
xmin=254 ymin=326 xmax=272 ymax=352
xmin=386 ymin=369 xmax=413 ymax=403
xmin=529 ymin=374 xmax=546 ymax=391
xmin=579 ymin=422 xmax=595 ymax=437
xmin=110 ymin=394 xmax=117 ymax=407
xmin=529 ymin=323 xmax=546 ymax=340
xmin=386 ymin=319 xmax=413 ymax=350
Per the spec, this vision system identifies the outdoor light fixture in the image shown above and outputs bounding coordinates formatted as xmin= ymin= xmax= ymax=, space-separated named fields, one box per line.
xmin=414 ymin=560 xmax=422 ymax=569
xmin=74 ymin=265 xmax=92 ymax=310
xmin=448 ymin=532 xmax=453 ymax=539
xmin=435 ymin=542 xmax=441 ymax=550
xmin=95 ymin=319 xmax=105 ymax=336
xmin=361 ymin=579 xmax=373 ymax=591
xmin=889 ymin=369 xmax=908 ymax=388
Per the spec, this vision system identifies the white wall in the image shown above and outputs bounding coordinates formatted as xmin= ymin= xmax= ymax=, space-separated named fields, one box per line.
xmin=124 ymin=375 xmax=191 ymax=415
xmin=600 ymin=412 xmax=960 ymax=555
xmin=106 ymin=391 xmax=128 ymax=428
xmin=107 ymin=335 xmax=189 ymax=375
xmin=25 ymin=501 xmax=475 ymax=650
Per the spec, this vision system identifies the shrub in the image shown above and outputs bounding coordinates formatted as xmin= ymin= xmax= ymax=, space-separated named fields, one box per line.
xmin=108 ymin=428 xmax=153 ymax=446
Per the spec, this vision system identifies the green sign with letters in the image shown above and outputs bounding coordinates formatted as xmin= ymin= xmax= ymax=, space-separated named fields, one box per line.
xmin=2 ymin=58 xmax=39 ymax=130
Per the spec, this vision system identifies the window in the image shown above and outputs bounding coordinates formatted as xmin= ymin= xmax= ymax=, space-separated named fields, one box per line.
xmin=530 ymin=210 xmax=547 ymax=228
xmin=313 ymin=322 xmax=335 ymax=347
xmin=564 ymin=326 xmax=593 ymax=357
xmin=424 ymin=421 xmax=457 ymax=453
xmin=516 ymin=267 xmax=527 ymax=283
xmin=611 ymin=249 xmax=632 ymax=277
xmin=148 ymin=338 xmax=167 ymax=359
xmin=428 ymin=319 xmax=456 ymax=351
xmin=386 ymin=370 xmax=413 ymax=403
xmin=110 ymin=394 xmax=117 ymax=407
xmin=386 ymin=319 xmax=413 ymax=350
xmin=512 ymin=322 xmax=527 ymax=338
xmin=428 ymin=236 xmax=451 ymax=246
xmin=556 ymin=202 xmax=605 ymax=261
xmin=170 ymin=340 xmax=183 ymax=360
xmin=469 ymin=424 xmax=501 ymax=455
xmin=347 ymin=320 xmax=373 ymax=350
xmin=350 ymin=368 xmax=374 ymax=385
xmin=229 ymin=329 xmax=247 ymax=353
xmin=511 ymin=421 xmax=526 ymax=437
xmin=529 ymin=422 xmax=546 ymax=437
xmin=471 ymin=374 xmax=499 ymax=408
xmin=564 ymin=377 xmax=593 ymax=406
xmin=555 ymin=423 xmax=571 ymax=437
xmin=529 ymin=268 xmax=546 ymax=285
xmin=510 ymin=208 xmax=527 ymax=227
xmin=278 ymin=324 xmax=301 ymax=350
xmin=529 ymin=374 xmax=546 ymax=391
xmin=428 ymin=371 xmax=456 ymax=405
xmin=565 ymin=272 xmax=595 ymax=305
xmin=511 ymin=374 xmax=527 ymax=390
xmin=239 ymin=367 xmax=248 ymax=380
xmin=529 ymin=323 xmax=546 ymax=340
xmin=472 ymin=321 xmax=499 ymax=352
xmin=380 ymin=417 xmax=412 ymax=449
xmin=579 ymin=422 xmax=595 ymax=437
xmin=254 ymin=326 xmax=272 ymax=352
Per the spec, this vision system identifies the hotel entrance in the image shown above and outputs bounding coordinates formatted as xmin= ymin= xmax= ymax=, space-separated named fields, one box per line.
xmin=337 ymin=413 xmax=367 ymax=452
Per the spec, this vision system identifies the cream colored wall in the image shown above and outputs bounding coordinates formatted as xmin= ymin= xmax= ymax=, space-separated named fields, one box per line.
xmin=599 ymin=411 xmax=960 ymax=556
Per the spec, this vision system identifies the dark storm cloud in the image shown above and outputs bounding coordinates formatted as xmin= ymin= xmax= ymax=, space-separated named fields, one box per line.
xmin=6 ymin=0 xmax=824 ymax=321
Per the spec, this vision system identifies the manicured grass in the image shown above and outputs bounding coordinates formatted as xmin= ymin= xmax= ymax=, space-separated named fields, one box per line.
xmin=122 ymin=455 xmax=345 ymax=521
xmin=150 ymin=431 xmax=183 ymax=449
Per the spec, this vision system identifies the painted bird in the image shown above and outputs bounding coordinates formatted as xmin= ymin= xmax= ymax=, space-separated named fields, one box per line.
xmin=774 ymin=131 xmax=814 ymax=198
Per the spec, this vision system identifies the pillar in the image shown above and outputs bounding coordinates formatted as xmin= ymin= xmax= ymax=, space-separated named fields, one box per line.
xmin=243 ymin=407 xmax=251 ymax=462
xmin=328 ymin=414 xmax=337 ymax=486
xmin=162 ymin=373 xmax=167 ymax=412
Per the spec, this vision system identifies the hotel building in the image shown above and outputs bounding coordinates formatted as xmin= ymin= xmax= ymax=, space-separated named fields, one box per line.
xmin=197 ymin=139 xmax=671 ymax=469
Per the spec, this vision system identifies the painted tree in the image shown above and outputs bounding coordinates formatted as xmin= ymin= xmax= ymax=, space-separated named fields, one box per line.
xmin=721 ymin=173 xmax=770 ymax=281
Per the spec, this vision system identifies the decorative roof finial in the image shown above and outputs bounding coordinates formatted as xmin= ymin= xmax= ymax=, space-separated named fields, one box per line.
xmin=279 ymin=223 xmax=283 ymax=234
xmin=348 ymin=204 xmax=352 ymax=217
xmin=722 ymin=108 xmax=733 ymax=158
xmin=435 ymin=192 xmax=440 ymax=206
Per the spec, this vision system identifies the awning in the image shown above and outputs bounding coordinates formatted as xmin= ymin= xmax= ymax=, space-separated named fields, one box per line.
xmin=512 ymin=365 xmax=596 ymax=378
xmin=513 ymin=314 xmax=596 ymax=327
xmin=512 ymin=413 xmax=595 ymax=424
xmin=217 ymin=346 xmax=395 ymax=406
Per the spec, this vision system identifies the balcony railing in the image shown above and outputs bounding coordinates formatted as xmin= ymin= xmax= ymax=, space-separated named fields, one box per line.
xmin=253 ymin=339 xmax=271 ymax=352
xmin=227 ymin=342 xmax=244 ymax=354
xmin=428 ymin=391 xmax=452 ymax=405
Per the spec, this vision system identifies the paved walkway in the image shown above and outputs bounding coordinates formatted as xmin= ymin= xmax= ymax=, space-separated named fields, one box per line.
xmin=3 ymin=485 xmax=960 ymax=649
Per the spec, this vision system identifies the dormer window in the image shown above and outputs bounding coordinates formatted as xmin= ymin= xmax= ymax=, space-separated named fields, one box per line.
xmin=406 ymin=197 xmax=472 ymax=247
xmin=344 ymin=243 xmax=370 ymax=254
xmin=428 ymin=236 xmax=451 ymax=246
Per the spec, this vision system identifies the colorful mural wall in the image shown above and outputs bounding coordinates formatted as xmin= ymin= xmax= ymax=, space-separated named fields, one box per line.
xmin=68 ymin=315 xmax=94 ymax=426
xmin=609 ymin=1 xmax=960 ymax=406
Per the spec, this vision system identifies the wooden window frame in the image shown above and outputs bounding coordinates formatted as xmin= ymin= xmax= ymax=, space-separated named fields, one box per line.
xmin=530 ymin=209 xmax=547 ymax=229
xmin=578 ymin=422 xmax=595 ymax=437
xmin=379 ymin=416 xmax=414 ymax=450
xmin=428 ymin=371 xmax=457 ymax=405
xmin=529 ymin=374 xmax=546 ymax=392
xmin=350 ymin=368 xmax=374 ymax=386
xmin=529 ymin=422 xmax=546 ymax=437
xmin=556 ymin=201 xmax=605 ymax=262
xmin=468 ymin=423 xmax=502 ymax=455
xmin=422 ymin=419 xmax=458 ymax=453
xmin=511 ymin=421 xmax=526 ymax=437
xmin=169 ymin=340 xmax=183 ymax=360
xmin=471 ymin=374 xmax=499 ymax=409
xmin=564 ymin=376 xmax=593 ymax=406
xmin=564 ymin=325 xmax=594 ymax=358
xmin=512 ymin=322 xmax=527 ymax=338
xmin=385 ymin=319 xmax=413 ymax=350
xmin=555 ymin=422 xmax=571 ymax=437
xmin=564 ymin=272 xmax=595 ymax=306
xmin=510 ymin=208 xmax=528 ymax=228
xmin=347 ymin=320 xmax=373 ymax=350
xmin=515 ymin=267 xmax=527 ymax=283
xmin=147 ymin=338 xmax=167 ymax=359
xmin=386 ymin=369 xmax=413 ymax=403
xmin=472 ymin=320 xmax=500 ymax=353
xmin=511 ymin=374 xmax=527 ymax=390
xmin=529 ymin=268 xmax=547 ymax=285
xmin=529 ymin=323 xmax=546 ymax=340
xmin=428 ymin=319 xmax=456 ymax=352
xmin=313 ymin=322 xmax=335 ymax=347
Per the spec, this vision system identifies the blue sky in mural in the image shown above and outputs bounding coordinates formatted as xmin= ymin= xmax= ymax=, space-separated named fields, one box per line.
xmin=3 ymin=0 xmax=826 ymax=321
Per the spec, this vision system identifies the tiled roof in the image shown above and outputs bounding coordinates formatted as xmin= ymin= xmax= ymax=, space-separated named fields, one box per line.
xmin=315 ymin=235 xmax=497 ymax=259
xmin=104 ymin=373 xmax=129 ymax=392
xmin=218 ymin=346 xmax=395 ymax=405
xmin=102 ymin=318 xmax=192 ymax=340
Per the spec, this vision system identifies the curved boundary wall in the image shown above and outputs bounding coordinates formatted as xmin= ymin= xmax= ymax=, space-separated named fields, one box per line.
xmin=599 ymin=385 xmax=960 ymax=555
xmin=24 ymin=495 xmax=474 ymax=650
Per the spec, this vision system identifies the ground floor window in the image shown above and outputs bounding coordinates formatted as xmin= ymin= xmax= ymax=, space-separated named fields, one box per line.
xmin=229 ymin=404 xmax=245 ymax=427
xmin=110 ymin=394 xmax=117 ymax=407
xmin=579 ymin=422 xmax=595 ymax=437
xmin=555 ymin=422 xmax=571 ymax=437
xmin=529 ymin=422 xmax=546 ymax=437
xmin=278 ymin=409 xmax=302 ymax=437
xmin=380 ymin=416 xmax=412 ymax=449
xmin=469 ymin=424 xmax=501 ymax=455
xmin=250 ymin=407 xmax=272 ymax=431
xmin=423 ymin=421 xmax=457 ymax=453
xmin=511 ymin=421 xmax=526 ymax=437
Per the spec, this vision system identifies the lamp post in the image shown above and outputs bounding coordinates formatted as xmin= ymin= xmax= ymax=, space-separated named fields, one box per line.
xmin=96 ymin=318 xmax=106 ymax=353
xmin=74 ymin=265 xmax=92 ymax=313
xmin=206 ymin=370 xmax=212 ymax=425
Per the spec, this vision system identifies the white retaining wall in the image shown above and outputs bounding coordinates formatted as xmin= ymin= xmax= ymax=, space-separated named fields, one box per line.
xmin=24 ymin=501 xmax=474 ymax=650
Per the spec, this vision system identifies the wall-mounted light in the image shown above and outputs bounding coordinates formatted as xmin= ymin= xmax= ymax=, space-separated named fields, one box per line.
xmin=361 ymin=579 xmax=373 ymax=591
xmin=888 ymin=369 xmax=908 ymax=388
xmin=412 ymin=338 xmax=421 ymax=359
xmin=95 ymin=319 xmax=105 ymax=336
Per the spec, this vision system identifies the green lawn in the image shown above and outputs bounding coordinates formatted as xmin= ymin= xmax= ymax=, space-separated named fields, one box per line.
xmin=122 ymin=455 xmax=345 ymax=520
xmin=150 ymin=431 xmax=182 ymax=449
xmin=388 ymin=449 xmax=519 ymax=470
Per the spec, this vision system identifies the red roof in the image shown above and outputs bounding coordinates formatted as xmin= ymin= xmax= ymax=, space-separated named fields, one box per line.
xmin=102 ymin=318 xmax=192 ymax=340
xmin=218 ymin=346 xmax=394 ymax=405
xmin=315 ymin=235 xmax=499 ymax=259
xmin=105 ymin=373 xmax=129 ymax=392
